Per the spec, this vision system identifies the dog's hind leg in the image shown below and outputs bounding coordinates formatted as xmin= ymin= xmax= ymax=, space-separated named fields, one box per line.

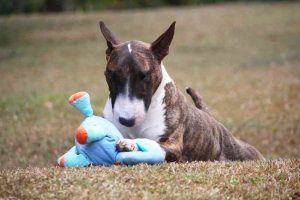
xmin=186 ymin=87 xmax=210 ymax=114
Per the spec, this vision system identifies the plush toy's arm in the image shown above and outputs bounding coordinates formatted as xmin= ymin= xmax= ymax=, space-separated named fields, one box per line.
xmin=115 ymin=139 xmax=166 ymax=165
xmin=57 ymin=146 xmax=91 ymax=167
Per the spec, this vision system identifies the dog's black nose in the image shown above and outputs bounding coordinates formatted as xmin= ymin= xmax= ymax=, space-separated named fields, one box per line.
xmin=119 ymin=117 xmax=135 ymax=127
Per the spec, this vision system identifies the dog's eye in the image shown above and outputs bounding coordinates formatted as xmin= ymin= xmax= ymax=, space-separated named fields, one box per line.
xmin=139 ymin=73 xmax=147 ymax=81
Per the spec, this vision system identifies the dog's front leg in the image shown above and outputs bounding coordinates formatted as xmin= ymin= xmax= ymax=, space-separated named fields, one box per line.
xmin=117 ymin=137 xmax=183 ymax=162
xmin=116 ymin=139 xmax=138 ymax=152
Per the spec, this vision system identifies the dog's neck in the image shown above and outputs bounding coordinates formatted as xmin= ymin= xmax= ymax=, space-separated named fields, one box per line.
xmin=150 ymin=63 xmax=173 ymax=107
xmin=103 ymin=63 xmax=173 ymax=141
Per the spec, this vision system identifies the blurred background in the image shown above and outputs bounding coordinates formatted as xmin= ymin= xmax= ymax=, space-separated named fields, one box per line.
xmin=0 ymin=0 xmax=292 ymax=14
xmin=0 ymin=1 xmax=299 ymax=169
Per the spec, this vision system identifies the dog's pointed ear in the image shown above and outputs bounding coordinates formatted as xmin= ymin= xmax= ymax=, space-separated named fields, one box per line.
xmin=99 ymin=21 xmax=120 ymax=58
xmin=151 ymin=21 xmax=176 ymax=62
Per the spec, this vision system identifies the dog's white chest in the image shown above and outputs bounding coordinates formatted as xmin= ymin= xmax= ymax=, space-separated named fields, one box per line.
xmin=103 ymin=64 xmax=172 ymax=142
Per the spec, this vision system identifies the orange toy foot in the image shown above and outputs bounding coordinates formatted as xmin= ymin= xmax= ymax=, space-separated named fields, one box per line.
xmin=69 ymin=91 xmax=87 ymax=104
xmin=59 ymin=156 xmax=65 ymax=167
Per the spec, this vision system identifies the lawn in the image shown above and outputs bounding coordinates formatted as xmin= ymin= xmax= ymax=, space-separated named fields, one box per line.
xmin=1 ymin=160 xmax=299 ymax=199
xmin=0 ymin=2 xmax=299 ymax=199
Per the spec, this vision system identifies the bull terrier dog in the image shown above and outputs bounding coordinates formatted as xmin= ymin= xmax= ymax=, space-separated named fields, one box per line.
xmin=100 ymin=21 xmax=264 ymax=162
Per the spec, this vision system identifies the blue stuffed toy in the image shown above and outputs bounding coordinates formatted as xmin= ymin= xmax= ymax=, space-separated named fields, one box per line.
xmin=57 ymin=91 xmax=166 ymax=167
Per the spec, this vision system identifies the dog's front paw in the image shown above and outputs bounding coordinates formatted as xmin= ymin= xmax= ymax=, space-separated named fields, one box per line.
xmin=116 ymin=139 xmax=138 ymax=152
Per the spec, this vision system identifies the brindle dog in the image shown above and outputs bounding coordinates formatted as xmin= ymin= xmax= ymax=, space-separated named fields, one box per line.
xmin=100 ymin=21 xmax=264 ymax=162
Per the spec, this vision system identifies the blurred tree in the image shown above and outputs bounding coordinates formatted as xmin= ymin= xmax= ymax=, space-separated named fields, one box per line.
xmin=0 ymin=0 xmax=292 ymax=15
xmin=74 ymin=0 xmax=114 ymax=11
xmin=0 ymin=0 xmax=13 ymax=14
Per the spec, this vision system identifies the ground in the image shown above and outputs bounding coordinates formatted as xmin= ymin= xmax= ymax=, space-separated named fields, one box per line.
xmin=0 ymin=2 xmax=299 ymax=199
xmin=1 ymin=160 xmax=299 ymax=199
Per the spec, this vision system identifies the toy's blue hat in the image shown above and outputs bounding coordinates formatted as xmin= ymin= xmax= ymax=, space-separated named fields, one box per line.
xmin=69 ymin=92 xmax=93 ymax=117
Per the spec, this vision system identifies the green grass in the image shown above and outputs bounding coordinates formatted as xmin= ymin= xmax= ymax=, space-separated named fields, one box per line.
xmin=0 ymin=2 xmax=299 ymax=199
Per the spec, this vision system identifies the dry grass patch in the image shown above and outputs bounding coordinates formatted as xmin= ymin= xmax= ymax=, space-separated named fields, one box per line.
xmin=1 ymin=160 xmax=299 ymax=199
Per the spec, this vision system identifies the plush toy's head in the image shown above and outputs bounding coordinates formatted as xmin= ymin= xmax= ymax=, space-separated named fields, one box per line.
xmin=68 ymin=91 xmax=123 ymax=145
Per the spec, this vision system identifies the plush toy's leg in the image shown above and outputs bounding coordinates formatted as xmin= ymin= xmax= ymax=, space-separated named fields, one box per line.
xmin=116 ymin=151 xmax=165 ymax=165
xmin=57 ymin=146 xmax=91 ymax=167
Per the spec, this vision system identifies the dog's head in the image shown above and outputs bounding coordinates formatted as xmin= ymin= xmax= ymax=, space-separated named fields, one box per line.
xmin=99 ymin=21 xmax=175 ymax=127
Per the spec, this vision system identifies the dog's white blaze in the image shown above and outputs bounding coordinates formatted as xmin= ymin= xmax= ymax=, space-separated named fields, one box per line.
xmin=125 ymin=76 xmax=130 ymax=96
xmin=127 ymin=43 xmax=132 ymax=53
xmin=112 ymin=76 xmax=146 ymax=125
xmin=103 ymin=63 xmax=173 ymax=142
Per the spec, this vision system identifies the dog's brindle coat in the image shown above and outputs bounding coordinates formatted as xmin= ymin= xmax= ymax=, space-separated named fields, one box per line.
xmin=100 ymin=21 xmax=264 ymax=161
